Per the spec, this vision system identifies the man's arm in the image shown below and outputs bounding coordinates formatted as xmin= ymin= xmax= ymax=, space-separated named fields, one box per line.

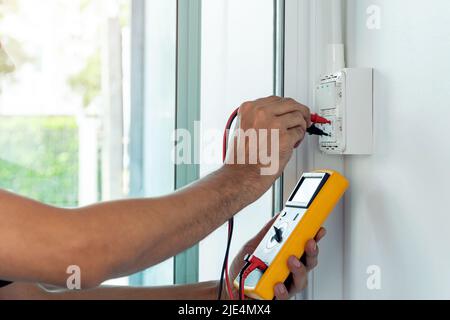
xmin=0 ymin=282 xmax=220 ymax=300
xmin=0 ymin=221 xmax=325 ymax=300
xmin=0 ymin=97 xmax=311 ymax=288
xmin=0 ymin=167 xmax=268 ymax=288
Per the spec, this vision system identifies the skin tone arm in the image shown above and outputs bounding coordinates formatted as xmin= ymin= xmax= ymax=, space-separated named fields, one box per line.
xmin=0 ymin=222 xmax=326 ymax=300
xmin=0 ymin=96 xmax=311 ymax=289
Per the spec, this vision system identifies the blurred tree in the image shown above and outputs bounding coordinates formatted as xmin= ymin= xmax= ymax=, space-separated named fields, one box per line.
xmin=0 ymin=0 xmax=19 ymax=18
xmin=0 ymin=41 xmax=15 ymax=74
xmin=68 ymin=50 xmax=102 ymax=108
xmin=0 ymin=0 xmax=30 ymax=76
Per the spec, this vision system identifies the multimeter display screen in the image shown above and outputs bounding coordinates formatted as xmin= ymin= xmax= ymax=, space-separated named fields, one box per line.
xmin=290 ymin=178 xmax=323 ymax=205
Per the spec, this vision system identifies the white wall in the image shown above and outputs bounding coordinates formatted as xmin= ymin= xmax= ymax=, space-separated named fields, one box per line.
xmin=343 ymin=0 xmax=450 ymax=299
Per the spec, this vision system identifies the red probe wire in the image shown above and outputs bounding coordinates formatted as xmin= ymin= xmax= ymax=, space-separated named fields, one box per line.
xmin=238 ymin=256 xmax=268 ymax=300
xmin=311 ymin=113 xmax=331 ymax=125
xmin=219 ymin=109 xmax=330 ymax=301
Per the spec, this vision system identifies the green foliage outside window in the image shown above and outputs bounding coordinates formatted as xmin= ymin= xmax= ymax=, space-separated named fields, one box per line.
xmin=0 ymin=117 xmax=79 ymax=207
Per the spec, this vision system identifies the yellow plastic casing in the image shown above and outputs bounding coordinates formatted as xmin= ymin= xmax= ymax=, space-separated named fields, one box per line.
xmin=234 ymin=170 xmax=349 ymax=300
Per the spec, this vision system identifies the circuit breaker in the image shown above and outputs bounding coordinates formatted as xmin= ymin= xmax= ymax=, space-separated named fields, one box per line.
xmin=315 ymin=68 xmax=373 ymax=155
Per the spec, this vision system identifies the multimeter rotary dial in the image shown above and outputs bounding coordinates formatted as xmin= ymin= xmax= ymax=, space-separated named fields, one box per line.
xmin=266 ymin=222 xmax=289 ymax=250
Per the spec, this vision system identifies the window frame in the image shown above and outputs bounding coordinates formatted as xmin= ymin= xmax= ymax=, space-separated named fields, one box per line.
xmin=283 ymin=0 xmax=346 ymax=300
xmin=128 ymin=0 xmax=146 ymax=286
xmin=173 ymin=0 xmax=202 ymax=285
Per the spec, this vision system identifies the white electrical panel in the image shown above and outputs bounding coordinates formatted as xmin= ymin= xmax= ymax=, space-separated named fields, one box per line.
xmin=315 ymin=68 xmax=373 ymax=155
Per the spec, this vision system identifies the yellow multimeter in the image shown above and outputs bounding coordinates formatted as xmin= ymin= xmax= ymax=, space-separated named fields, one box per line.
xmin=234 ymin=170 xmax=349 ymax=300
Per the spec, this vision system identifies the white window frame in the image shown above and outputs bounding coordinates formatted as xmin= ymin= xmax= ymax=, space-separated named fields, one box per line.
xmin=284 ymin=0 xmax=345 ymax=300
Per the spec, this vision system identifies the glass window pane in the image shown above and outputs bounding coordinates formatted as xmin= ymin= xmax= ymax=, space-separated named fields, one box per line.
xmin=0 ymin=0 xmax=132 ymax=286
xmin=134 ymin=0 xmax=177 ymax=287
xmin=199 ymin=0 xmax=275 ymax=282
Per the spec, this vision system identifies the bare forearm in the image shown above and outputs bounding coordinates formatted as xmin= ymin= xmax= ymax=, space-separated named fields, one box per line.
xmin=0 ymin=282 xmax=220 ymax=300
xmin=0 ymin=166 xmax=271 ymax=287
xmin=51 ymin=282 xmax=219 ymax=300
xmin=77 ymin=166 xmax=271 ymax=280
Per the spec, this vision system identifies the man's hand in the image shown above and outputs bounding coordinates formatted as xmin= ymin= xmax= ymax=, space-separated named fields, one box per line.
xmin=227 ymin=217 xmax=326 ymax=300
xmin=225 ymin=96 xmax=311 ymax=193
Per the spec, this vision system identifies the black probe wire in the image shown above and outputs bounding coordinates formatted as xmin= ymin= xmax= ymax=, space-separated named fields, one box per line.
xmin=218 ymin=219 xmax=234 ymax=300
xmin=238 ymin=261 xmax=252 ymax=301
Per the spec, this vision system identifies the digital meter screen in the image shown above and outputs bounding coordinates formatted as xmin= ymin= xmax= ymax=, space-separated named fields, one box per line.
xmin=288 ymin=177 xmax=325 ymax=208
